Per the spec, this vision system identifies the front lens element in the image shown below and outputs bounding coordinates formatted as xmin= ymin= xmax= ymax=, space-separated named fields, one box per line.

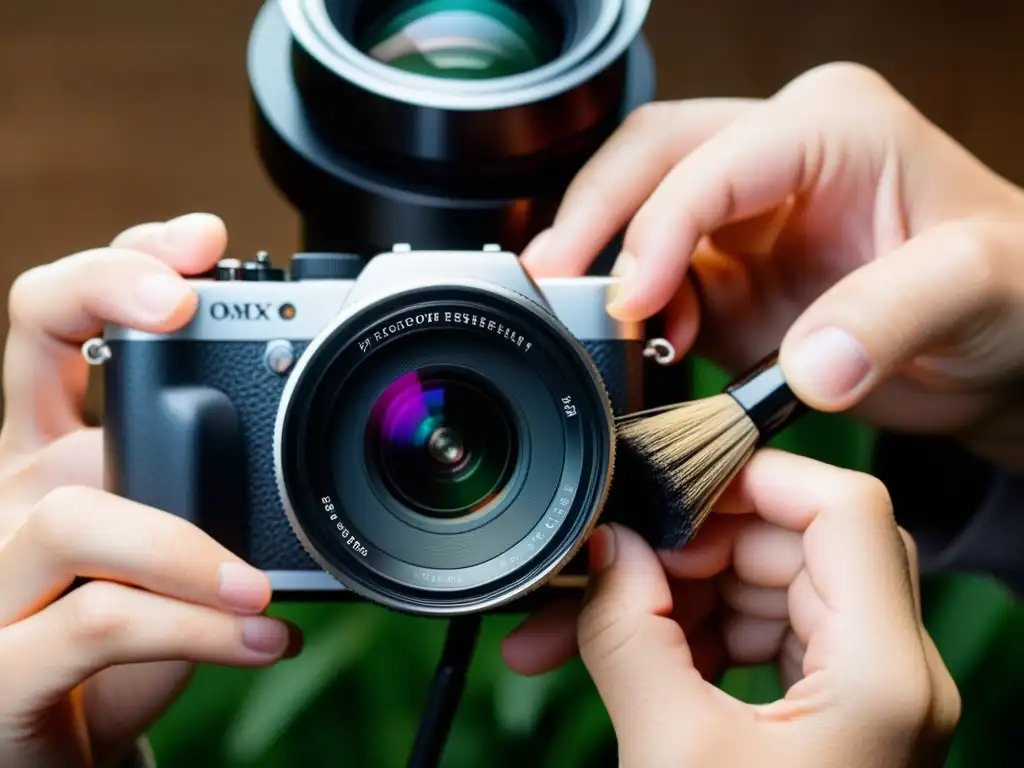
xmin=360 ymin=0 xmax=554 ymax=79
xmin=367 ymin=370 xmax=516 ymax=520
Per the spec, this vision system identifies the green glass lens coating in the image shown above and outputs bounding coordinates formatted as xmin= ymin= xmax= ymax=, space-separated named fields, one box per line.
xmin=361 ymin=0 xmax=552 ymax=80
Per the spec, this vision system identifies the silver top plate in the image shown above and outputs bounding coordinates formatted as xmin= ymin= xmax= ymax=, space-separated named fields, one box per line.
xmin=103 ymin=276 xmax=642 ymax=343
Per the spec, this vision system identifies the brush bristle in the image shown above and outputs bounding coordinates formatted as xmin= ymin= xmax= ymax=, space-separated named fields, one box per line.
xmin=603 ymin=394 xmax=759 ymax=549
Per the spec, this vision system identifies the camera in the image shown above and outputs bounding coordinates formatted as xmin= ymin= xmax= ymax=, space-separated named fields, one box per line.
xmin=102 ymin=246 xmax=651 ymax=616
xmin=97 ymin=0 xmax=687 ymax=619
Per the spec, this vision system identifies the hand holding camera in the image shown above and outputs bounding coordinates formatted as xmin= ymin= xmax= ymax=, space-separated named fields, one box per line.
xmin=0 ymin=215 xmax=298 ymax=768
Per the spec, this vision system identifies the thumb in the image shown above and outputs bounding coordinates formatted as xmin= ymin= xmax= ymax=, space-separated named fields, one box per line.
xmin=578 ymin=524 xmax=713 ymax=754
xmin=779 ymin=219 xmax=1014 ymax=412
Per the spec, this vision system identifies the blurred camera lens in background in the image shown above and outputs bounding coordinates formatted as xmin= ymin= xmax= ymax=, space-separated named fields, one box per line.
xmin=249 ymin=0 xmax=655 ymax=262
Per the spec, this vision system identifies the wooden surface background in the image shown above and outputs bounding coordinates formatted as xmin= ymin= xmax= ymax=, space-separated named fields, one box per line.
xmin=1 ymin=0 xmax=1023 ymax=418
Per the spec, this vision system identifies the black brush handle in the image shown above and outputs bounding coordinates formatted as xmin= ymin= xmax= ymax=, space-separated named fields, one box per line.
xmin=725 ymin=351 xmax=806 ymax=444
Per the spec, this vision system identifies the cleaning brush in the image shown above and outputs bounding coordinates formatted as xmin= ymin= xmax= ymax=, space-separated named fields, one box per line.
xmin=604 ymin=351 xmax=807 ymax=549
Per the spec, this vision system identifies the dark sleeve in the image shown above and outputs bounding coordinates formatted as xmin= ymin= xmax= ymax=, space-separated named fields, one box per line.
xmin=873 ymin=432 xmax=1024 ymax=594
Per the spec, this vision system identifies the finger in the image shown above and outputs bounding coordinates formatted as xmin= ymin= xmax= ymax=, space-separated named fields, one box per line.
xmin=898 ymin=529 xmax=962 ymax=746
xmin=787 ymin=568 xmax=827 ymax=648
xmin=716 ymin=571 xmax=789 ymax=620
xmin=657 ymin=513 xmax=741 ymax=580
xmin=607 ymin=98 xmax=822 ymax=320
xmin=0 ymin=485 xmax=271 ymax=625
xmin=110 ymin=213 xmax=227 ymax=274
xmin=501 ymin=579 xmax=717 ymax=677
xmin=731 ymin=450 xmax=929 ymax=708
xmin=0 ymin=429 xmax=105 ymax=532
xmin=660 ymin=274 xmax=702 ymax=364
xmin=720 ymin=612 xmax=788 ymax=665
xmin=728 ymin=450 xmax=916 ymax=623
xmin=731 ymin=521 xmax=804 ymax=588
xmin=0 ymin=214 xmax=227 ymax=455
xmin=520 ymin=99 xmax=756 ymax=277
xmin=778 ymin=628 xmax=806 ymax=690
xmin=578 ymin=524 xmax=716 ymax=748
xmin=780 ymin=219 xmax=1019 ymax=415
xmin=0 ymin=581 xmax=294 ymax=710
xmin=84 ymin=660 xmax=195 ymax=762
xmin=659 ymin=509 xmax=803 ymax=589
xmin=918 ymin=628 xmax=962 ymax=748
xmin=898 ymin=527 xmax=923 ymax=620
xmin=501 ymin=597 xmax=581 ymax=676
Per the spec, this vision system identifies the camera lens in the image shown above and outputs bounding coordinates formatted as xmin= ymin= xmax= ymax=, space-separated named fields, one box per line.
xmin=358 ymin=0 xmax=557 ymax=80
xmin=275 ymin=284 xmax=615 ymax=616
xmin=367 ymin=369 xmax=517 ymax=519
xmin=249 ymin=0 xmax=656 ymax=257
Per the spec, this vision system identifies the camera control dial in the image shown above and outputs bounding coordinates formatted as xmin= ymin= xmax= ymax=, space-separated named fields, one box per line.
xmin=290 ymin=252 xmax=363 ymax=281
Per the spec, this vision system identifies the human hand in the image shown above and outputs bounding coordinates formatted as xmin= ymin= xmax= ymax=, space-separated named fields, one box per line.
xmin=521 ymin=62 xmax=1024 ymax=473
xmin=0 ymin=214 xmax=299 ymax=768
xmin=505 ymin=450 xmax=960 ymax=767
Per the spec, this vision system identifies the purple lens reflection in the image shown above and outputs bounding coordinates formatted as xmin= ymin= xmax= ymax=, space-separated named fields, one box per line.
xmin=366 ymin=369 xmax=515 ymax=518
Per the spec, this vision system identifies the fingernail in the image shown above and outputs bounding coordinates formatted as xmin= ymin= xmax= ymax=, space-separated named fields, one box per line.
xmin=282 ymin=623 xmax=305 ymax=658
xmin=241 ymin=617 xmax=289 ymax=656
xmin=162 ymin=212 xmax=217 ymax=250
xmin=219 ymin=563 xmax=270 ymax=613
xmin=588 ymin=525 xmax=616 ymax=574
xmin=787 ymin=326 xmax=872 ymax=401
xmin=606 ymin=251 xmax=636 ymax=318
xmin=132 ymin=273 xmax=194 ymax=322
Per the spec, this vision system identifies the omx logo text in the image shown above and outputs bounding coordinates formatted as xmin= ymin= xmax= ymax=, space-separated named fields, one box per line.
xmin=209 ymin=302 xmax=295 ymax=321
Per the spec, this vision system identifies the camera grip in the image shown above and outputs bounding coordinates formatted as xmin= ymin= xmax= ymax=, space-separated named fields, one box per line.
xmin=104 ymin=341 xmax=250 ymax=559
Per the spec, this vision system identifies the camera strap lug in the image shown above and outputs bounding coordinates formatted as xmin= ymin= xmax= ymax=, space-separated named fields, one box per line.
xmin=643 ymin=338 xmax=676 ymax=366
xmin=81 ymin=338 xmax=112 ymax=366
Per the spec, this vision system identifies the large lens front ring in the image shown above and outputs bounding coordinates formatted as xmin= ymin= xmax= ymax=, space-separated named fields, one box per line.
xmin=273 ymin=280 xmax=616 ymax=616
xmin=301 ymin=0 xmax=619 ymax=93
xmin=280 ymin=0 xmax=650 ymax=109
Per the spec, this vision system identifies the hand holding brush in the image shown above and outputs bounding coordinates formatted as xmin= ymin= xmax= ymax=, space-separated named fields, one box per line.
xmin=605 ymin=350 xmax=806 ymax=550
xmin=503 ymin=450 xmax=960 ymax=768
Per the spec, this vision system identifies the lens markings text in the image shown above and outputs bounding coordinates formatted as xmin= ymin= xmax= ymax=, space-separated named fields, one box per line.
xmin=357 ymin=308 xmax=533 ymax=353
xmin=321 ymin=496 xmax=369 ymax=557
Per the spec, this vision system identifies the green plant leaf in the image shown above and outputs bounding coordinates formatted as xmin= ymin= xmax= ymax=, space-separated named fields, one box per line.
xmin=719 ymin=664 xmax=783 ymax=704
xmin=493 ymin=665 xmax=570 ymax=737
xmin=223 ymin=604 xmax=383 ymax=762
xmin=147 ymin=665 xmax=260 ymax=768
xmin=542 ymin=684 xmax=613 ymax=768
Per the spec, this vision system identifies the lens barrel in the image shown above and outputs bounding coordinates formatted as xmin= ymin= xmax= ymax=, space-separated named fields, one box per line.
xmin=248 ymin=0 xmax=655 ymax=262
